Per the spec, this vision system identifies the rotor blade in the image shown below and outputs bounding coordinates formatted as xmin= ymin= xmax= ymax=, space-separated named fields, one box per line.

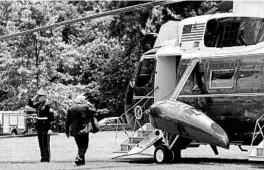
xmin=205 ymin=0 xmax=233 ymax=15
xmin=0 ymin=0 xmax=179 ymax=41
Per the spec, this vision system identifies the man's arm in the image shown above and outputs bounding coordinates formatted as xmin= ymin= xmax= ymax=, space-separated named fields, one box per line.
xmin=44 ymin=101 xmax=55 ymax=122
xmin=87 ymin=106 xmax=99 ymax=134
xmin=48 ymin=108 xmax=55 ymax=122
xmin=45 ymin=103 xmax=55 ymax=134
xmin=28 ymin=95 xmax=38 ymax=108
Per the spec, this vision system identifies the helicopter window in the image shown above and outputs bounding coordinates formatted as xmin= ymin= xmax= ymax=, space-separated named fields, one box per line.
xmin=205 ymin=17 xmax=264 ymax=47
xmin=210 ymin=69 xmax=235 ymax=89
xmin=135 ymin=59 xmax=155 ymax=87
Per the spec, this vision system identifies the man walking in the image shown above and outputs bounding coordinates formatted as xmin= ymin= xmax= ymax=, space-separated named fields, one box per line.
xmin=65 ymin=97 xmax=97 ymax=166
xmin=28 ymin=89 xmax=54 ymax=162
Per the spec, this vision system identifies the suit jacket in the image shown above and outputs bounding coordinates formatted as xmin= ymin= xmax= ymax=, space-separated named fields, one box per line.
xmin=65 ymin=104 xmax=96 ymax=136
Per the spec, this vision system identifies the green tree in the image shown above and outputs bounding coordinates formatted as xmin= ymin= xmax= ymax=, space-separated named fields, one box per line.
xmin=0 ymin=1 xmax=218 ymax=121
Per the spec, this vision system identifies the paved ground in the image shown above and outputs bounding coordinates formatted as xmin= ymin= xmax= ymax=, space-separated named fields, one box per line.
xmin=0 ymin=131 xmax=264 ymax=170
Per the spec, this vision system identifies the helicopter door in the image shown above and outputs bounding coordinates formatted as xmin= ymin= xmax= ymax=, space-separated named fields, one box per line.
xmin=125 ymin=57 xmax=155 ymax=115
xmin=134 ymin=58 xmax=155 ymax=96
xmin=154 ymin=55 xmax=181 ymax=102
xmin=169 ymin=58 xmax=200 ymax=100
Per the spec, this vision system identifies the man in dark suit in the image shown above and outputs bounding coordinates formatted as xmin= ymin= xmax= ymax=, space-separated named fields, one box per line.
xmin=28 ymin=89 xmax=54 ymax=162
xmin=65 ymin=97 xmax=96 ymax=166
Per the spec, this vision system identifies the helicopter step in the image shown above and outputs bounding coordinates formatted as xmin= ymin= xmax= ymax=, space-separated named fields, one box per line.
xmin=120 ymin=143 xmax=138 ymax=153
xmin=113 ymin=123 xmax=163 ymax=155
xmin=137 ymin=130 xmax=154 ymax=138
xmin=248 ymin=140 xmax=264 ymax=161
xmin=248 ymin=114 xmax=264 ymax=162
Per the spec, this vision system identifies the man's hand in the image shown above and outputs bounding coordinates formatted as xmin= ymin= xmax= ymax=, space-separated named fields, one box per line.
xmin=48 ymin=130 xmax=52 ymax=135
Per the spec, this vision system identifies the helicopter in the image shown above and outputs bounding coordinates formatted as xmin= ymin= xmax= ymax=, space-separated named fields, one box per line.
xmin=1 ymin=0 xmax=263 ymax=164
xmin=123 ymin=0 xmax=264 ymax=163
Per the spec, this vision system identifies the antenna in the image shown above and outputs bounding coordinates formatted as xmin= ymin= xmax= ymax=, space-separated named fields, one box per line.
xmin=205 ymin=0 xmax=233 ymax=14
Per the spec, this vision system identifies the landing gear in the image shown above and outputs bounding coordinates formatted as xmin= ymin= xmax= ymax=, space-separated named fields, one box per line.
xmin=154 ymin=134 xmax=185 ymax=163
xmin=154 ymin=145 xmax=174 ymax=163
xmin=171 ymin=149 xmax=181 ymax=163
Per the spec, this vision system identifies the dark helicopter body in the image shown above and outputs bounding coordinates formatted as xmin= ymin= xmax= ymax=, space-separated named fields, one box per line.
xmin=178 ymin=54 xmax=264 ymax=144
xmin=125 ymin=10 xmax=264 ymax=147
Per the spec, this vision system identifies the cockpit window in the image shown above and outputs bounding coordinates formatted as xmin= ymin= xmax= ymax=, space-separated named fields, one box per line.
xmin=204 ymin=17 xmax=264 ymax=47
xmin=135 ymin=59 xmax=155 ymax=87
xmin=210 ymin=69 xmax=235 ymax=89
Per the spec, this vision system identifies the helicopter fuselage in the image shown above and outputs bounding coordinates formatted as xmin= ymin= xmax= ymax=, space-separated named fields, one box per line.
xmin=125 ymin=12 xmax=264 ymax=145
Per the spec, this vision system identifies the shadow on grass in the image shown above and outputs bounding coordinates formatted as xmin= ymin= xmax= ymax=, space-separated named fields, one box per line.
xmin=0 ymin=133 xmax=59 ymax=139
xmin=0 ymin=157 xmax=263 ymax=169
xmin=0 ymin=161 xmax=39 ymax=164
xmin=114 ymin=157 xmax=264 ymax=169
xmin=0 ymin=160 xmax=73 ymax=164
xmin=0 ymin=160 xmax=155 ymax=170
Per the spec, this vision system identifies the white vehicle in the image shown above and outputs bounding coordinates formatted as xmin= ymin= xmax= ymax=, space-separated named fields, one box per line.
xmin=0 ymin=110 xmax=26 ymax=135
xmin=98 ymin=117 xmax=128 ymax=131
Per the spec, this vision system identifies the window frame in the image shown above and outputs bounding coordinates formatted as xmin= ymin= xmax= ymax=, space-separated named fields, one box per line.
xmin=209 ymin=68 xmax=235 ymax=89
xmin=135 ymin=58 xmax=155 ymax=88
xmin=204 ymin=17 xmax=264 ymax=48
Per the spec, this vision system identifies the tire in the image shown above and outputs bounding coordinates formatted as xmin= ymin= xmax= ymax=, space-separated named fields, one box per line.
xmin=154 ymin=145 xmax=174 ymax=163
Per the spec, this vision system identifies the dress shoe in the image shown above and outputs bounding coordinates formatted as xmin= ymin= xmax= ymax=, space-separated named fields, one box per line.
xmin=40 ymin=158 xmax=50 ymax=162
xmin=75 ymin=156 xmax=85 ymax=166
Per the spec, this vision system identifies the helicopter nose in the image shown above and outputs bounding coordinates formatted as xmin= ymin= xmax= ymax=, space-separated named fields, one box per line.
xmin=148 ymin=100 xmax=230 ymax=149
xmin=215 ymin=132 xmax=229 ymax=149
xmin=210 ymin=122 xmax=229 ymax=149
xmin=219 ymin=136 xmax=229 ymax=149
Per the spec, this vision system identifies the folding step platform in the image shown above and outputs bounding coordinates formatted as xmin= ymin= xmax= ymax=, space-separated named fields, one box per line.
xmin=249 ymin=140 xmax=264 ymax=161
xmin=248 ymin=114 xmax=264 ymax=162
xmin=113 ymin=123 xmax=164 ymax=158
xmin=127 ymin=129 xmax=163 ymax=155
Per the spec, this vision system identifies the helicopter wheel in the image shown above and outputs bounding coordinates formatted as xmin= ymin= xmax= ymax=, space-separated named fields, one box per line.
xmin=154 ymin=145 xmax=174 ymax=163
